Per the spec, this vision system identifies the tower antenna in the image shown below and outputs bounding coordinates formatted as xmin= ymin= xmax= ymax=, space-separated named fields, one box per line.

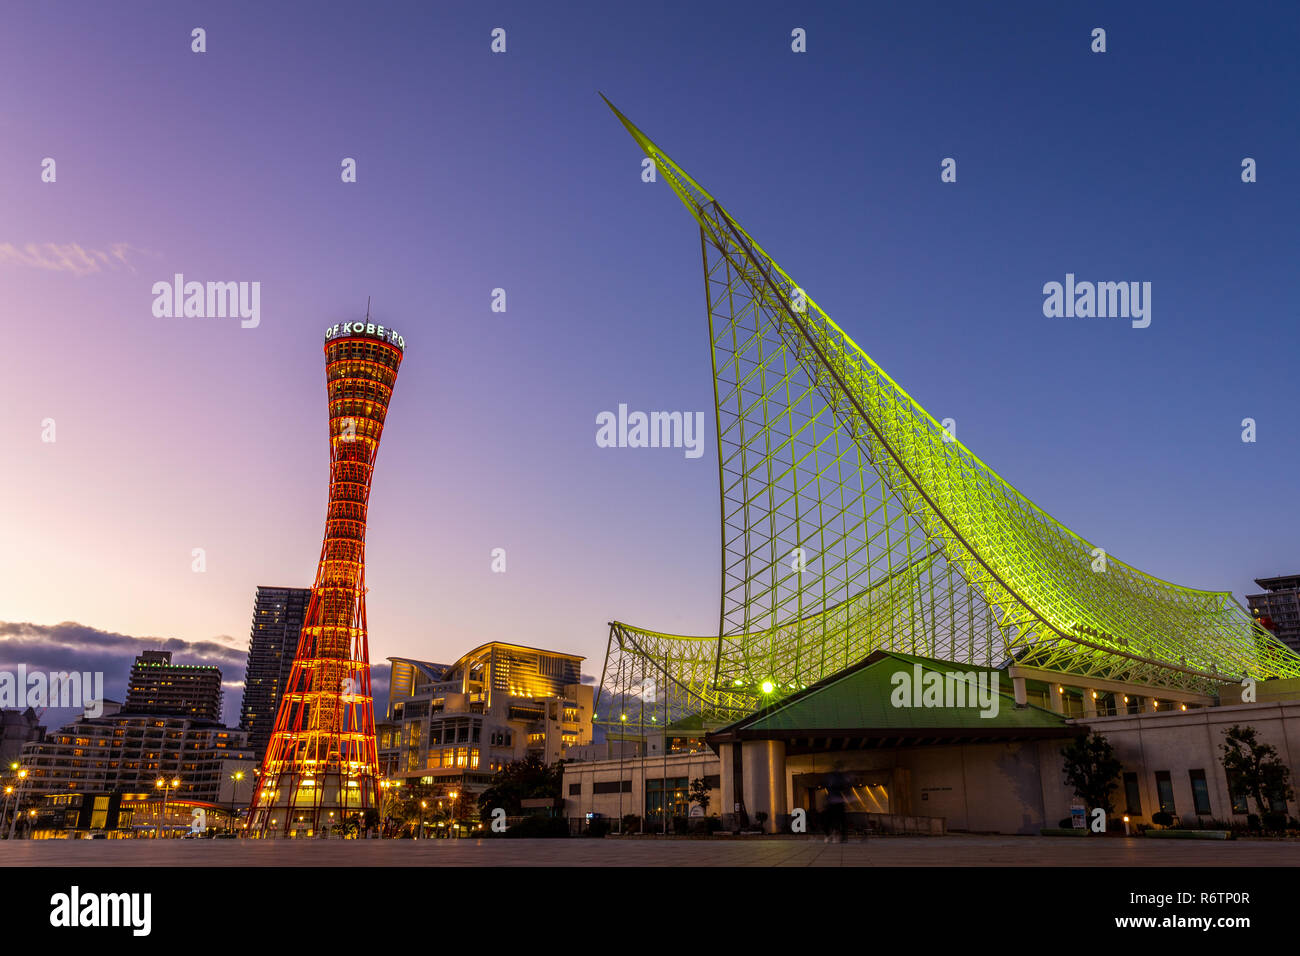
xmin=365 ymin=295 xmax=371 ymax=321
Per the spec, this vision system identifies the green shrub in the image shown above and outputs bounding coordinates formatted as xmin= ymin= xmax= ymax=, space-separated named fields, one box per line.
xmin=1151 ymin=811 xmax=1172 ymax=827
xmin=1262 ymin=812 xmax=1288 ymax=833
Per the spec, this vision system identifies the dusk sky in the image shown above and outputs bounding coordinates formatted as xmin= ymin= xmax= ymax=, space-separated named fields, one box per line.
xmin=2 ymin=1 xmax=1297 ymax=728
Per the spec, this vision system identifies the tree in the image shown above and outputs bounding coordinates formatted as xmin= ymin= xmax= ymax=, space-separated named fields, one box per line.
xmin=689 ymin=777 xmax=712 ymax=815
xmin=1221 ymin=724 xmax=1294 ymax=822
xmin=391 ymin=796 xmax=426 ymax=837
xmin=477 ymin=753 xmax=563 ymax=819
xmin=1060 ymin=731 xmax=1123 ymax=817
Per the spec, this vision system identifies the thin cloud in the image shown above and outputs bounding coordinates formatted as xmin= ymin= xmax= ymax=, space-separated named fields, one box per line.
xmin=0 ymin=620 xmax=394 ymax=732
xmin=0 ymin=241 xmax=144 ymax=276
xmin=0 ymin=620 xmax=246 ymax=726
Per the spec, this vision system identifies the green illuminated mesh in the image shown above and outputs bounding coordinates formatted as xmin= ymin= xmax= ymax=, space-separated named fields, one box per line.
xmin=596 ymin=97 xmax=1300 ymax=727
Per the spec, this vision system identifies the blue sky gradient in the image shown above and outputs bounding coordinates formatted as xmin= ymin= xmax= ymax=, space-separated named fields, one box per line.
xmin=1 ymin=1 xmax=1297 ymax=726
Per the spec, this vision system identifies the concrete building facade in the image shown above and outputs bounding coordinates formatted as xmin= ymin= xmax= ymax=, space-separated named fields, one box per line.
xmin=568 ymin=651 xmax=1300 ymax=836
xmin=16 ymin=701 xmax=255 ymax=804
xmin=379 ymin=642 xmax=594 ymax=803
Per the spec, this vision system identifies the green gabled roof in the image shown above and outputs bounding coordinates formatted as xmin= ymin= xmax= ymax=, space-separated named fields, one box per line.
xmin=713 ymin=651 xmax=1072 ymax=738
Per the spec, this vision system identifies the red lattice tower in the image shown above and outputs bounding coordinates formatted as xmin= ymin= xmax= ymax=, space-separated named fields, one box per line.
xmin=247 ymin=319 xmax=406 ymax=837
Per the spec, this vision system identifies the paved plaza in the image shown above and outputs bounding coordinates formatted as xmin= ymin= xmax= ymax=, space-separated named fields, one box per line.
xmin=1 ymin=834 xmax=1296 ymax=867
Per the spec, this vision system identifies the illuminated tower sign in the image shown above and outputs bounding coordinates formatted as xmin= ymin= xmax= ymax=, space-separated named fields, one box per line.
xmin=247 ymin=319 xmax=406 ymax=836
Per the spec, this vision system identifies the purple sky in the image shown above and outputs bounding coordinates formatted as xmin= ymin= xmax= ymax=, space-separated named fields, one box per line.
xmin=3 ymin=1 xmax=1298 ymax=728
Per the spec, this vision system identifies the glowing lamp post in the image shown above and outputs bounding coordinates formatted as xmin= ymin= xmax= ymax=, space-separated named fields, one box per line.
xmin=155 ymin=776 xmax=181 ymax=839
xmin=8 ymin=768 xmax=29 ymax=840
xmin=229 ymin=771 xmax=245 ymax=832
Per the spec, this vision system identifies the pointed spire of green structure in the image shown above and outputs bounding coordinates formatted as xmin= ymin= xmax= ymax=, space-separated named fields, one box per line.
xmin=600 ymin=93 xmax=715 ymax=224
xmin=594 ymin=96 xmax=1300 ymax=730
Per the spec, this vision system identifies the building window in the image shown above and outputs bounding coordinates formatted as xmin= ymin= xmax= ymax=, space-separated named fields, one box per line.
xmin=1123 ymin=772 xmax=1141 ymax=815
xmin=1154 ymin=771 xmax=1175 ymax=815
xmin=592 ymin=780 xmax=631 ymax=795
xmin=1189 ymin=770 xmax=1211 ymax=816
xmin=569 ymin=782 xmax=581 ymax=796
xmin=645 ymin=776 xmax=689 ymax=821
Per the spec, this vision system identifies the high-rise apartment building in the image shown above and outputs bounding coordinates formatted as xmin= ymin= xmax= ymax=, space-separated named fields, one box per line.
xmin=239 ymin=586 xmax=311 ymax=760
xmin=122 ymin=650 xmax=223 ymax=722
xmin=1248 ymin=574 xmax=1300 ymax=655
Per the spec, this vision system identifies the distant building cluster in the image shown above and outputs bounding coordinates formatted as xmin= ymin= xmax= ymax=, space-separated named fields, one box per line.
xmin=8 ymin=649 xmax=254 ymax=838
xmin=5 ymin=569 xmax=1300 ymax=839
xmin=2 ymin=587 xmax=598 ymax=838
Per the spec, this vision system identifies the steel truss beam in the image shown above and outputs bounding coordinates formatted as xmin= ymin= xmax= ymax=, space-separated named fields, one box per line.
xmin=595 ymin=97 xmax=1300 ymax=730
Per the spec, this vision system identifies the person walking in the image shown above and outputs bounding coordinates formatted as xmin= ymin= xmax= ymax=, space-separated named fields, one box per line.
xmin=822 ymin=764 xmax=850 ymax=844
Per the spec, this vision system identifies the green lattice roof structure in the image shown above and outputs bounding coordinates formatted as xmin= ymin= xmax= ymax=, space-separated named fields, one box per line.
xmin=594 ymin=97 xmax=1300 ymax=729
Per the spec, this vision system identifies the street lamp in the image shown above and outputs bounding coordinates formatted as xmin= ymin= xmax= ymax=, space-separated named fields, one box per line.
xmin=229 ymin=771 xmax=245 ymax=833
xmin=419 ymin=800 xmax=427 ymax=840
xmin=155 ymin=776 xmax=181 ymax=839
xmin=7 ymin=768 xmax=29 ymax=840
xmin=379 ymin=779 xmax=403 ymax=839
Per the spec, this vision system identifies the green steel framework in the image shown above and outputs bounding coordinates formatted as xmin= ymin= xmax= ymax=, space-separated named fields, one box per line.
xmin=595 ymin=97 xmax=1300 ymax=729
